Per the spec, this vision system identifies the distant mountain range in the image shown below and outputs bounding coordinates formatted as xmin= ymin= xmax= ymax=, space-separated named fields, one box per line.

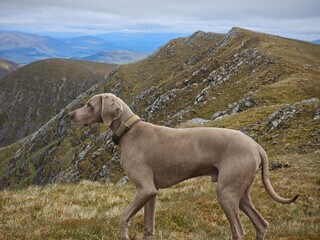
xmin=82 ymin=50 xmax=147 ymax=64
xmin=0 ymin=31 xmax=188 ymax=64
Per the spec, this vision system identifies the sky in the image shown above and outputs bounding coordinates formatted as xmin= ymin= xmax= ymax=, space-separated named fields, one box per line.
xmin=0 ymin=0 xmax=319 ymax=41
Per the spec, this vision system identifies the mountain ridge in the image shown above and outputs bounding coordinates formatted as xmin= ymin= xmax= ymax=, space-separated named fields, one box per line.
xmin=0 ymin=58 xmax=116 ymax=147
xmin=0 ymin=58 xmax=20 ymax=78
xmin=0 ymin=27 xmax=319 ymax=190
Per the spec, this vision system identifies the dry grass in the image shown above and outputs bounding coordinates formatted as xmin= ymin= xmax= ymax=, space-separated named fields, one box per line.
xmin=0 ymin=153 xmax=319 ymax=240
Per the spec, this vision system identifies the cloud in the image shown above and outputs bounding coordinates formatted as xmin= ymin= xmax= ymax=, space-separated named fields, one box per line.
xmin=0 ymin=0 xmax=319 ymax=40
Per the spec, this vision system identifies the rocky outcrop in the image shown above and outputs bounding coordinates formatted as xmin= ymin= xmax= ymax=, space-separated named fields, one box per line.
xmin=212 ymin=92 xmax=256 ymax=120
xmin=267 ymin=98 xmax=319 ymax=131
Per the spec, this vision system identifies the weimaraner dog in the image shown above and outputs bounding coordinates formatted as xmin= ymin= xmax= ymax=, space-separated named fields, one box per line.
xmin=69 ymin=93 xmax=298 ymax=240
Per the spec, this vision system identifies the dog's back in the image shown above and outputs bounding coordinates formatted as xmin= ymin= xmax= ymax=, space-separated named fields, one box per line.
xmin=120 ymin=122 xmax=260 ymax=189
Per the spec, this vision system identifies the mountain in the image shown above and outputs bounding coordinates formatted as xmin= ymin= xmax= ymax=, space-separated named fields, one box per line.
xmin=61 ymin=35 xmax=106 ymax=47
xmin=312 ymin=39 xmax=320 ymax=44
xmin=0 ymin=58 xmax=20 ymax=78
xmin=0 ymin=27 xmax=319 ymax=190
xmin=0 ymin=58 xmax=116 ymax=147
xmin=60 ymin=35 xmax=112 ymax=57
xmin=95 ymin=32 xmax=189 ymax=52
xmin=0 ymin=31 xmax=72 ymax=64
xmin=0 ymin=31 xmax=188 ymax=64
xmin=82 ymin=50 xmax=148 ymax=64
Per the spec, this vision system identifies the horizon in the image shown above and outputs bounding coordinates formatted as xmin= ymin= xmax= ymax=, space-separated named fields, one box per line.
xmin=0 ymin=0 xmax=319 ymax=41
xmin=0 ymin=28 xmax=319 ymax=44
xmin=0 ymin=29 xmax=191 ymax=39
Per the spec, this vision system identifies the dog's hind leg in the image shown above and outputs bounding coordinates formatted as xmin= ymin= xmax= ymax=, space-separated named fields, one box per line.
xmin=240 ymin=184 xmax=269 ymax=240
xmin=216 ymin=184 xmax=245 ymax=240
xmin=216 ymin=161 xmax=254 ymax=240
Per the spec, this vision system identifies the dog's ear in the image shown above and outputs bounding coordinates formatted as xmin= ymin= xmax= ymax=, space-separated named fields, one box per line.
xmin=101 ymin=94 xmax=123 ymax=127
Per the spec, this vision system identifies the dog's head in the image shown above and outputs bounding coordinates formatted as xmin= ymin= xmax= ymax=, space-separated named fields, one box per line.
xmin=69 ymin=93 xmax=123 ymax=127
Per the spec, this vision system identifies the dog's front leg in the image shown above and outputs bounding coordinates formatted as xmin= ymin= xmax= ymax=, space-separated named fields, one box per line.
xmin=143 ymin=195 xmax=157 ymax=240
xmin=120 ymin=188 xmax=157 ymax=240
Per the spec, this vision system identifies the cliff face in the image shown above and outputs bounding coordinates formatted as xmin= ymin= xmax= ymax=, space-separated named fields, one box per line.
xmin=0 ymin=28 xmax=319 ymax=190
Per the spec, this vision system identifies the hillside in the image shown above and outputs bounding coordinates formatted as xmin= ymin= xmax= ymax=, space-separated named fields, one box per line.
xmin=82 ymin=50 xmax=148 ymax=64
xmin=0 ymin=27 xmax=319 ymax=191
xmin=0 ymin=58 xmax=20 ymax=78
xmin=0 ymin=59 xmax=116 ymax=147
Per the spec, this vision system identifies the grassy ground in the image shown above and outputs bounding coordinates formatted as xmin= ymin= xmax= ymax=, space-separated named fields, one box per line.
xmin=0 ymin=152 xmax=319 ymax=240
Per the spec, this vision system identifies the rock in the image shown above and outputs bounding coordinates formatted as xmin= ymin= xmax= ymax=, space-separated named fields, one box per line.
xmin=147 ymin=90 xmax=177 ymax=117
xmin=300 ymin=98 xmax=319 ymax=104
xmin=191 ymin=67 xmax=207 ymax=78
xmin=92 ymin=147 xmax=107 ymax=159
xmin=131 ymin=86 xmax=156 ymax=111
xmin=271 ymin=120 xmax=280 ymax=128
xmin=264 ymin=97 xmax=319 ymax=131
xmin=79 ymin=145 xmax=91 ymax=160
xmin=99 ymin=165 xmax=110 ymax=177
xmin=183 ymin=79 xmax=190 ymax=86
xmin=267 ymin=104 xmax=297 ymax=131
xmin=314 ymin=110 xmax=320 ymax=120
xmin=194 ymin=86 xmax=210 ymax=105
xmin=244 ymin=100 xmax=253 ymax=107
xmin=226 ymin=93 xmax=256 ymax=115
xmin=212 ymin=112 xmax=222 ymax=119
xmin=214 ymin=114 xmax=230 ymax=121
xmin=171 ymin=109 xmax=190 ymax=120
xmin=116 ymin=176 xmax=129 ymax=186
xmin=187 ymin=118 xmax=210 ymax=125
xmin=14 ymin=149 xmax=22 ymax=159
xmin=232 ymin=105 xmax=240 ymax=113
xmin=269 ymin=163 xmax=290 ymax=171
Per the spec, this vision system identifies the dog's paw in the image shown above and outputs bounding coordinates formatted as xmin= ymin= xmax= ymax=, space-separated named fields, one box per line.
xmin=120 ymin=235 xmax=130 ymax=240
xmin=142 ymin=236 xmax=154 ymax=240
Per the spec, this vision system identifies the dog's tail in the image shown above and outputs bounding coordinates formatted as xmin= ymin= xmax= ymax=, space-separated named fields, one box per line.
xmin=258 ymin=145 xmax=299 ymax=204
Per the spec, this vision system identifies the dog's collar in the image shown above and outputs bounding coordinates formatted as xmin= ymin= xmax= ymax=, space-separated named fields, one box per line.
xmin=112 ymin=115 xmax=141 ymax=145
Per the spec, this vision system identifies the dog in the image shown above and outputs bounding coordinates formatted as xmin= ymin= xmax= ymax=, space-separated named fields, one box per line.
xmin=69 ymin=93 xmax=299 ymax=240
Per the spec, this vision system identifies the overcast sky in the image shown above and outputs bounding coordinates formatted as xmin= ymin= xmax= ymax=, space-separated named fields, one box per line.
xmin=0 ymin=0 xmax=319 ymax=40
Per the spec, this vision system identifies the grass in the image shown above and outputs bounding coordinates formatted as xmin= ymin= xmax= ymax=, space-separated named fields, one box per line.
xmin=0 ymin=153 xmax=319 ymax=240
xmin=254 ymin=73 xmax=320 ymax=105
